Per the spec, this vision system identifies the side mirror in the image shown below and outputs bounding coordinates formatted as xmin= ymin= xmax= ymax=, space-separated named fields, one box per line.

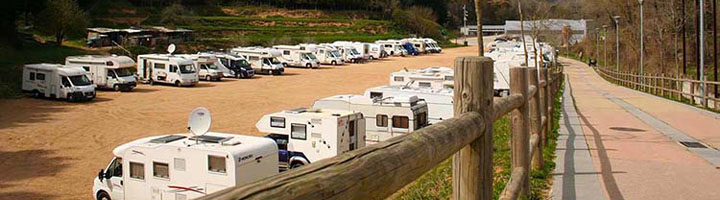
xmin=97 ymin=169 xmax=105 ymax=180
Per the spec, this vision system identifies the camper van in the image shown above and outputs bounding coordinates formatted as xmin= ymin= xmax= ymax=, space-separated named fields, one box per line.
xmin=420 ymin=38 xmax=442 ymax=53
xmin=312 ymin=95 xmax=428 ymax=144
xmin=257 ymin=108 xmax=365 ymax=169
xmin=376 ymin=40 xmax=407 ymax=57
xmin=367 ymin=43 xmax=387 ymax=59
xmin=272 ymin=45 xmax=321 ymax=68
xmin=92 ymin=108 xmax=278 ymax=200
xmin=364 ymin=85 xmax=453 ymax=124
xmin=205 ymin=52 xmax=255 ymax=79
xmin=136 ymin=54 xmax=199 ymax=87
xmin=333 ymin=41 xmax=370 ymax=60
xmin=390 ymin=66 xmax=454 ymax=90
xmin=65 ymin=55 xmax=137 ymax=91
xmin=177 ymin=54 xmax=224 ymax=81
xmin=404 ymin=39 xmax=427 ymax=54
xmin=22 ymin=64 xmax=96 ymax=101
xmin=231 ymin=47 xmax=285 ymax=75
xmin=299 ymin=44 xmax=344 ymax=65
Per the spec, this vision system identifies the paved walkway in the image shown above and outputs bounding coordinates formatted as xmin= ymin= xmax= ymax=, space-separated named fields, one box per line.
xmin=551 ymin=58 xmax=720 ymax=200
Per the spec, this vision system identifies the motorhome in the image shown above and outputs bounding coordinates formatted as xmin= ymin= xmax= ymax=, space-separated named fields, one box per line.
xmin=177 ymin=54 xmax=224 ymax=81
xmin=206 ymin=52 xmax=255 ymax=78
xmin=22 ymin=64 xmax=96 ymax=101
xmin=272 ymin=45 xmax=321 ymax=68
xmin=420 ymin=38 xmax=442 ymax=53
xmin=376 ymin=40 xmax=407 ymax=57
xmin=403 ymin=42 xmax=419 ymax=56
xmin=312 ymin=95 xmax=428 ymax=144
xmin=322 ymin=43 xmax=362 ymax=63
xmin=92 ymin=108 xmax=278 ymax=200
xmin=257 ymin=108 xmax=365 ymax=169
xmin=364 ymin=85 xmax=453 ymax=124
xmin=136 ymin=54 xmax=199 ymax=87
xmin=366 ymin=43 xmax=387 ymax=59
xmin=65 ymin=55 xmax=138 ymax=91
xmin=333 ymin=41 xmax=370 ymax=60
xmin=231 ymin=47 xmax=285 ymax=75
xmin=390 ymin=66 xmax=454 ymax=90
xmin=404 ymin=39 xmax=427 ymax=54
xmin=300 ymin=44 xmax=344 ymax=65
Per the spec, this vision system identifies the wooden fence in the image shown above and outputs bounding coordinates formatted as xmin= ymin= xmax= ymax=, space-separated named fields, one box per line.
xmin=596 ymin=67 xmax=720 ymax=110
xmin=196 ymin=57 xmax=564 ymax=200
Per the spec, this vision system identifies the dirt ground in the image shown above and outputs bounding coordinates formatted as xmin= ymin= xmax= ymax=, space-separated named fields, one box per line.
xmin=0 ymin=46 xmax=477 ymax=199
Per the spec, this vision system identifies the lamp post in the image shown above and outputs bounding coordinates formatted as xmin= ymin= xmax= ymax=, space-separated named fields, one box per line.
xmin=604 ymin=25 xmax=608 ymax=71
xmin=639 ymin=0 xmax=645 ymax=89
xmin=614 ymin=16 xmax=621 ymax=72
xmin=700 ymin=0 xmax=706 ymax=105
xmin=596 ymin=28 xmax=600 ymax=67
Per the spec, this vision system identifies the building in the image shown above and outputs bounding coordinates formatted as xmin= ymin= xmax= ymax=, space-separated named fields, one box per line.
xmin=460 ymin=19 xmax=591 ymax=44
xmin=86 ymin=27 xmax=193 ymax=48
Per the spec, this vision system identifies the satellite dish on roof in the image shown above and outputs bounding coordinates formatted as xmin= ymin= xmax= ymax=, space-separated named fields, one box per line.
xmin=188 ymin=107 xmax=211 ymax=136
xmin=167 ymin=44 xmax=176 ymax=55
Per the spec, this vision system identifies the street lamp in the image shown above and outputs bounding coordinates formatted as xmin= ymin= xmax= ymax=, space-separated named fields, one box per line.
xmin=700 ymin=0 xmax=706 ymax=105
xmin=603 ymin=25 xmax=608 ymax=71
xmin=614 ymin=16 xmax=621 ymax=72
xmin=639 ymin=0 xmax=645 ymax=89
xmin=596 ymin=28 xmax=600 ymax=67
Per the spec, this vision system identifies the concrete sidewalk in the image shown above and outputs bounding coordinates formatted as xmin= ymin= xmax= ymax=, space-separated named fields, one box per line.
xmin=551 ymin=58 xmax=720 ymax=200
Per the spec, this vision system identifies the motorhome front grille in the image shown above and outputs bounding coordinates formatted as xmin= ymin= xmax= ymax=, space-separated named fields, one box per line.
xmin=190 ymin=135 xmax=232 ymax=143
xmin=150 ymin=135 xmax=187 ymax=143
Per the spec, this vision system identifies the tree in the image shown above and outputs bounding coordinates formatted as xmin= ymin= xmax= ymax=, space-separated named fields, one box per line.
xmin=161 ymin=3 xmax=195 ymax=27
xmin=36 ymin=0 xmax=90 ymax=45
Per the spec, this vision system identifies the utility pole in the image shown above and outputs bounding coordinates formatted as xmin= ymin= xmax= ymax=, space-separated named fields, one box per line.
xmin=475 ymin=0 xmax=484 ymax=56
xmin=714 ymin=0 xmax=718 ymax=97
xmin=701 ymin=0 xmax=706 ymax=105
xmin=683 ymin=0 xmax=687 ymax=74
xmin=639 ymin=0 xmax=645 ymax=85
xmin=463 ymin=4 xmax=468 ymax=46
xmin=596 ymin=28 xmax=600 ymax=65
xmin=614 ymin=16 xmax=621 ymax=72
xmin=604 ymin=25 xmax=609 ymax=71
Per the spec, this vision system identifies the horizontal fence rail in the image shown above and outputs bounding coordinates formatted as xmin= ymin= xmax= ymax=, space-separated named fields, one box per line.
xmin=198 ymin=57 xmax=564 ymax=200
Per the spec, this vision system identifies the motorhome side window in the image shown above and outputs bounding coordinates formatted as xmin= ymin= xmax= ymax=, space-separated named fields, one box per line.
xmin=153 ymin=162 xmax=169 ymax=179
xmin=129 ymin=162 xmax=145 ymax=180
xmin=291 ymin=124 xmax=307 ymax=140
xmin=394 ymin=76 xmax=404 ymax=82
xmin=370 ymin=92 xmax=383 ymax=99
xmin=83 ymin=66 xmax=90 ymax=71
xmin=249 ymin=56 xmax=259 ymax=61
xmin=392 ymin=116 xmax=409 ymax=129
xmin=414 ymin=113 xmax=428 ymax=129
xmin=445 ymin=76 xmax=454 ymax=81
xmin=169 ymin=65 xmax=177 ymax=73
xmin=29 ymin=72 xmax=35 ymax=80
xmin=208 ymin=155 xmax=226 ymax=173
xmin=36 ymin=73 xmax=45 ymax=80
xmin=108 ymin=158 xmax=122 ymax=177
xmin=270 ymin=117 xmax=285 ymax=128
xmin=61 ymin=76 xmax=71 ymax=87
xmin=108 ymin=70 xmax=116 ymax=78
xmin=376 ymin=114 xmax=388 ymax=127
xmin=419 ymin=82 xmax=432 ymax=88
xmin=154 ymin=63 xmax=166 ymax=70
xmin=283 ymin=50 xmax=290 ymax=55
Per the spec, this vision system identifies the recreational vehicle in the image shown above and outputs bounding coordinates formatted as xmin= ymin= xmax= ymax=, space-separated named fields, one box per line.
xmin=390 ymin=66 xmax=454 ymax=90
xmin=376 ymin=40 xmax=407 ymax=56
xmin=22 ymin=64 xmax=96 ymax=101
xmin=404 ymin=39 xmax=427 ymax=54
xmin=206 ymin=52 xmax=255 ymax=78
xmin=300 ymin=44 xmax=344 ymax=65
xmin=312 ymin=95 xmax=428 ymax=144
xmin=136 ymin=54 xmax=199 ymax=87
xmin=177 ymin=54 xmax=224 ymax=81
xmin=65 ymin=55 xmax=138 ymax=91
xmin=92 ymin=108 xmax=278 ymax=200
xmin=333 ymin=41 xmax=370 ymax=60
xmin=364 ymin=85 xmax=453 ymax=123
xmin=403 ymin=42 xmax=419 ymax=56
xmin=257 ymin=108 xmax=365 ymax=169
xmin=272 ymin=45 xmax=321 ymax=68
xmin=367 ymin=43 xmax=387 ymax=59
xmin=421 ymin=38 xmax=442 ymax=53
xmin=231 ymin=47 xmax=285 ymax=75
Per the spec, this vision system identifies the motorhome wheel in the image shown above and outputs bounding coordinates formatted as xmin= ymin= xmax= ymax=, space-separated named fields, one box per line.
xmin=283 ymin=63 xmax=288 ymax=68
xmin=31 ymin=90 xmax=41 ymax=98
xmin=331 ymin=61 xmax=337 ymax=65
xmin=291 ymin=162 xmax=304 ymax=169
xmin=268 ymin=70 xmax=274 ymax=75
xmin=97 ymin=191 xmax=111 ymax=200
xmin=370 ymin=56 xmax=375 ymax=60
xmin=306 ymin=64 xmax=312 ymax=68
xmin=113 ymin=84 xmax=120 ymax=91
xmin=175 ymin=80 xmax=182 ymax=87
xmin=205 ymin=75 xmax=212 ymax=81
xmin=149 ymin=79 xmax=154 ymax=86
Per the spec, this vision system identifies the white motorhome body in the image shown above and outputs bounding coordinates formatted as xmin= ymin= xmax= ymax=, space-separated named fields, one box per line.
xmin=403 ymin=39 xmax=427 ymax=54
xmin=136 ymin=54 xmax=199 ymax=86
xmin=364 ymin=85 xmax=452 ymax=124
xmin=257 ymin=108 xmax=365 ymax=169
xmin=312 ymin=95 xmax=428 ymax=144
xmin=390 ymin=66 xmax=454 ymax=90
xmin=177 ymin=54 xmax=224 ymax=81
xmin=92 ymin=132 xmax=278 ymax=200
xmin=300 ymin=44 xmax=344 ymax=65
xmin=231 ymin=47 xmax=285 ymax=75
xmin=420 ymin=38 xmax=442 ymax=53
xmin=366 ymin=43 xmax=386 ymax=59
xmin=205 ymin=52 xmax=255 ymax=78
xmin=65 ymin=55 xmax=138 ymax=91
xmin=376 ymin=40 xmax=407 ymax=56
xmin=22 ymin=64 xmax=96 ymax=101
xmin=333 ymin=41 xmax=370 ymax=60
xmin=272 ymin=45 xmax=320 ymax=68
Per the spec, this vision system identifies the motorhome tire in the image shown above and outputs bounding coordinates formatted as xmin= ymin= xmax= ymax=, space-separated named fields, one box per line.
xmin=283 ymin=63 xmax=288 ymax=68
xmin=291 ymin=162 xmax=304 ymax=169
xmin=149 ymin=79 xmax=154 ymax=86
xmin=331 ymin=61 xmax=337 ymax=65
xmin=306 ymin=64 xmax=312 ymax=69
xmin=113 ymin=84 xmax=120 ymax=91
xmin=205 ymin=75 xmax=212 ymax=81
xmin=370 ymin=56 xmax=375 ymax=60
xmin=31 ymin=90 xmax=41 ymax=98
xmin=97 ymin=191 xmax=111 ymax=200
xmin=175 ymin=81 xmax=182 ymax=87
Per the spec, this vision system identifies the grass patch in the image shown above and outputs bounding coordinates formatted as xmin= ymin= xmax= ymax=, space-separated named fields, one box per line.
xmin=395 ymin=82 xmax=564 ymax=200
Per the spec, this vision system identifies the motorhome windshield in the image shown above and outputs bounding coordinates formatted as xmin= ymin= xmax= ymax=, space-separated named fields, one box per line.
xmin=202 ymin=63 xmax=219 ymax=70
xmin=330 ymin=51 xmax=341 ymax=58
xmin=302 ymin=53 xmax=317 ymax=60
xmin=265 ymin=57 xmax=282 ymax=65
xmin=179 ymin=64 xmax=196 ymax=74
xmin=233 ymin=60 xmax=252 ymax=69
xmin=68 ymin=75 xmax=92 ymax=86
xmin=114 ymin=68 xmax=134 ymax=77
xmin=351 ymin=49 xmax=360 ymax=55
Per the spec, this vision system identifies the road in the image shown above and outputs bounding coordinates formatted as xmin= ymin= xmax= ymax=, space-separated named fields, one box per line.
xmin=0 ymin=47 xmax=477 ymax=199
xmin=552 ymin=57 xmax=720 ymax=200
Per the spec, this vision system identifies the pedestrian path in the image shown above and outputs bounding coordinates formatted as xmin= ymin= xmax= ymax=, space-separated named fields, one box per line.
xmin=551 ymin=58 xmax=720 ymax=200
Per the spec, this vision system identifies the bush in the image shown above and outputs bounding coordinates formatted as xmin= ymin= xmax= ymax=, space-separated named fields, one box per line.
xmin=391 ymin=6 xmax=443 ymax=39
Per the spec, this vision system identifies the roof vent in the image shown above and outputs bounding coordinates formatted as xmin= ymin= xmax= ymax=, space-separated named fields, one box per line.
xmin=150 ymin=135 xmax=187 ymax=144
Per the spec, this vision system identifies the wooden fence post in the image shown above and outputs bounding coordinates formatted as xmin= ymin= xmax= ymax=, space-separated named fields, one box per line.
xmin=661 ymin=73 xmax=665 ymax=97
xmin=452 ymin=57 xmax=494 ymax=200
xmin=533 ymin=68 xmax=545 ymax=170
xmin=510 ymin=67 xmax=530 ymax=196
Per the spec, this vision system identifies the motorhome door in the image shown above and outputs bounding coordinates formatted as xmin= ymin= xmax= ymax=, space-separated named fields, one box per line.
xmin=105 ymin=157 xmax=125 ymax=200
xmin=348 ymin=120 xmax=357 ymax=151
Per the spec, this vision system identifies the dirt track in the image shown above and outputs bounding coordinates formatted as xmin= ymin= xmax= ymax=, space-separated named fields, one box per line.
xmin=0 ymin=46 xmax=477 ymax=199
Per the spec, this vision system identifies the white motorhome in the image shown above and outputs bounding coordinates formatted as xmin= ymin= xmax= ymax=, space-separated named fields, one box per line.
xmin=22 ymin=64 xmax=96 ymax=101
xmin=333 ymin=41 xmax=370 ymax=60
xmin=136 ymin=54 xmax=199 ymax=87
xmin=366 ymin=43 xmax=386 ymax=59
xmin=404 ymin=39 xmax=427 ymax=54
xmin=177 ymin=54 xmax=224 ymax=81
xmin=231 ymin=47 xmax=285 ymax=75
xmin=376 ymin=40 xmax=407 ymax=57
xmin=204 ymin=52 xmax=255 ymax=79
xmin=272 ymin=45 xmax=321 ymax=68
xmin=65 ymin=55 xmax=138 ymax=91
xmin=364 ymin=85 xmax=453 ymax=124
xmin=486 ymin=51 xmax=521 ymax=96
xmin=257 ymin=108 xmax=365 ymax=169
xmin=312 ymin=95 xmax=428 ymax=144
xmin=92 ymin=108 xmax=278 ymax=200
xmin=420 ymin=38 xmax=442 ymax=53
xmin=390 ymin=66 xmax=454 ymax=90
xmin=299 ymin=44 xmax=344 ymax=65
